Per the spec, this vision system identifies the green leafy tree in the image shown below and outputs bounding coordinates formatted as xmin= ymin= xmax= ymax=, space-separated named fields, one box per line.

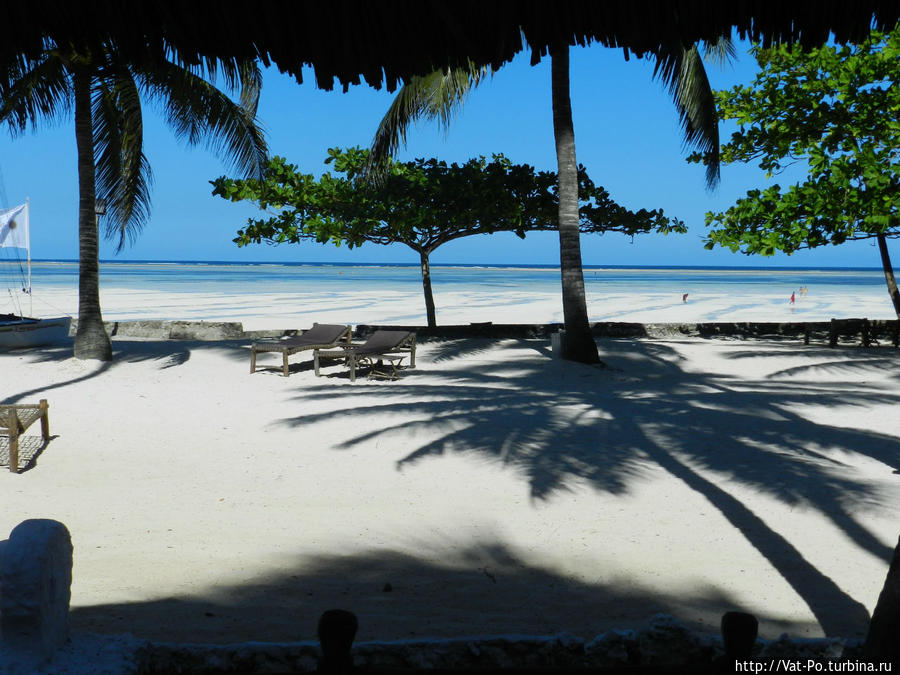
xmin=0 ymin=42 xmax=267 ymax=359
xmin=691 ymin=30 xmax=900 ymax=318
xmin=212 ymin=147 xmax=685 ymax=327
xmin=367 ymin=41 xmax=730 ymax=363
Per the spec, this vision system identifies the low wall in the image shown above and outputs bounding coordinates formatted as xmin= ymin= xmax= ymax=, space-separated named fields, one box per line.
xmin=68 ymin=319 xmax=900 ymax=344
xmin=137 ymin=618 xmax=859 ymax=673
xmin=69 ymin=320 xmax=246 ymax=341
xmin=358 ymin=320 xmax=900 ymax=344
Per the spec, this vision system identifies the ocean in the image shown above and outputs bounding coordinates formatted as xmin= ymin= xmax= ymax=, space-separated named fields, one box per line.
xmin=0 ymin=259 xmax=895 ymax=326
xmin=5 ymin=259 xmax=889 ymax=291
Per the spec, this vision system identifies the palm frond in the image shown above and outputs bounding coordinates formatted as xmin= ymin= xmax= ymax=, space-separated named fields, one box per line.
xmin=702 ymin=35 xmax=738 ymax=67
xmin=0 ymin=50 xmax=72 ymax=134
xmin=136 ymin=59 xmax=267 ymax=180
xmin=92 ymin=63 xmax=152 ymax=251
xmin=366 ymin=61 xmax=489 ymax=177
xmin=651 ymin=39 xmax=730 ymax=190
xmin=163 ymin=47 xmax=259 ymax=109
xmin=236 ymin=59 xmax=263 ymax=118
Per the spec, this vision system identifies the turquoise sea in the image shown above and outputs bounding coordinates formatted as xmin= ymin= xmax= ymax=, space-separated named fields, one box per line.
xmin=2 ymin=259 xmax=888 ymax=294
xmin=1 ymin=259 xmax=895 ymax=324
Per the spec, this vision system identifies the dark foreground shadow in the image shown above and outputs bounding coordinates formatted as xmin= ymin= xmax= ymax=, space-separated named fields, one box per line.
xmin=69 ymin=539 xmax=772 ymax=645
xmin=282 ymin=338 xmax=900 ymax=638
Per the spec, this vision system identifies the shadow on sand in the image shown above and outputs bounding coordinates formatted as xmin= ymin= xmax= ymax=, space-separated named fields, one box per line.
xmin=279 ymin=338 xmax=900 ymax=639
xmin=70 ymin=538 xmax=761 ymax=645
xmin=25 ymin=337 xmax=900 ymax=644
xmin=0 ymin=338 xmax=249 ymax=404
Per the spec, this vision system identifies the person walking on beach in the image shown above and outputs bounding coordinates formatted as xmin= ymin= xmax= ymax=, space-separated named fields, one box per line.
xmin=790 ymin=291 xmax=795 ymax=305
xmin=682 ymin=293 xmax=689 ymax=303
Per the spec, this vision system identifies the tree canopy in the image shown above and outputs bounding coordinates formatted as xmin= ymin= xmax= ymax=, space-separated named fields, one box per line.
xmin=690 ymin=29 xmax=900 ymax=316
xmin=212 ymin=147 xmax=685 ymax=326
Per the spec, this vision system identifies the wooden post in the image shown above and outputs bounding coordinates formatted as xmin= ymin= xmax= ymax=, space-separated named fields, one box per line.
xmin=250 ymin=347 xmax=257 ymax=374
xmin=282 ymin=350 xmax=290 ymax=377
xmin=9 ymin=410 xmax=20 ymax=473
xmin=39 ymin=400 xmax=49 ymax=440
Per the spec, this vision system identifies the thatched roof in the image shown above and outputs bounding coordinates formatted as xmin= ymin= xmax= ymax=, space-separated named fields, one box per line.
xmin=6 ymin=1 xmax=900 ymax=91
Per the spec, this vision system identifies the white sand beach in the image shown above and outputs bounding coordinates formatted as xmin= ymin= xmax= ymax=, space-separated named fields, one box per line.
xmin=21 ymin=277 xmax=900 ymax=331
xmin=1 ymin=289 xmax=899 ymax=647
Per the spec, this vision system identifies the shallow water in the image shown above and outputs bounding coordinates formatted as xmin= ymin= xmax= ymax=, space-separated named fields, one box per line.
xmin=1 ymin=260 xmax=894 ymax=326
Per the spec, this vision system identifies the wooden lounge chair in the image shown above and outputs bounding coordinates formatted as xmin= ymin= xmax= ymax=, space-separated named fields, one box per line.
xmin=250 ymin=323 xmax=352 ymax=376
xmin=1 ymin=399 xmax=50 ymax=473
xmin=314 ymin=330 xmax=416 ymax=382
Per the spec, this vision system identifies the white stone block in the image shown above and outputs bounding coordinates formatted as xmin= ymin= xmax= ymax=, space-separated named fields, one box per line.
xmin=0 ymin=519 xmax=73 ymax=662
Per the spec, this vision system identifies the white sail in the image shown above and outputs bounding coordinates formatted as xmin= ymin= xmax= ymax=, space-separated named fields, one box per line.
xmin=0 ymin=202 xmax=29 ymax=250
xmin=0 ymin=198 xmax=69 ymax=346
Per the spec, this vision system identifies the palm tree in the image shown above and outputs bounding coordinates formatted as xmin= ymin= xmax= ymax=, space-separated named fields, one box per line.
xmin=367 ymin=39 xmax=730 ymax=363
xmin=0 ymin=42 xmax=267 ymax=360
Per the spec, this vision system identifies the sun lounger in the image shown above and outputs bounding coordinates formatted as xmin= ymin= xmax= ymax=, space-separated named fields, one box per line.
xmin=1 ymin=399 xmax=49 ymax=473
xmin=313 ymin=330 xmax=416 ymax=382
xmin=250 ymin=324 xmax=352 ymax=376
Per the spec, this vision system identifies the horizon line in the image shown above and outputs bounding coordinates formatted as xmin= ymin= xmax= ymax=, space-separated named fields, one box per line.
xmin=21 ymin=258 xmax=885 ymax=272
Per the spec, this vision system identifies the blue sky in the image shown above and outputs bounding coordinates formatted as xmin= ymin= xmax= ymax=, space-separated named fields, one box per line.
xmin=0 ymin=41 xmax=886 ymax=268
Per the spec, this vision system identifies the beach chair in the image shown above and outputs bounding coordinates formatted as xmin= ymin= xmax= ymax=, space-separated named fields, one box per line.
xmin=313 ymin=330 xmax=416 ymax=382
xmin=1 ymin=399 xmax=50 ymax=473
xmin=250 ymin=323 xmax=352 ymax=376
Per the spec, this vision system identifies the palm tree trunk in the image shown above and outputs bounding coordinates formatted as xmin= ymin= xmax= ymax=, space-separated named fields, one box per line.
xmin=551 ymin=45 xmax=600 ymax=364
xmin=419 ymin=248 xmax=437 ymax=328
xmin=73 ymin=67 xmax=112 ymax=361
xmin=863 ymin=534 xmax=900 ymax=663
xmin=876 ymin=233 xmax=900 ymax=319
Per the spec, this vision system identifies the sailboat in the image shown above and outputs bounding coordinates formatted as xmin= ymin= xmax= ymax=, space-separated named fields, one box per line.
xmin=0 ymin=200 xmax=71 ymax=348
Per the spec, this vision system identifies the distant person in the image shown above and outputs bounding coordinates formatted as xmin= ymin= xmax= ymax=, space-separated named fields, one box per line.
xmin=317 ymin=609 xmax=358 ymax=674
xmin=683 ymin=293 xmax=689 ymax=303
xmin=790 ymin=292 xmax=795 ymax=305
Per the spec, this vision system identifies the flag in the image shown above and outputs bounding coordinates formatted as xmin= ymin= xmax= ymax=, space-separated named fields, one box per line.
xmin=0 ymin=203 xmax=28 ymax=250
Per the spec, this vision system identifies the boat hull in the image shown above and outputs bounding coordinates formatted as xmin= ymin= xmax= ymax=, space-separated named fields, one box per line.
xmin=0 ymin=316 xmax=72 ymax=349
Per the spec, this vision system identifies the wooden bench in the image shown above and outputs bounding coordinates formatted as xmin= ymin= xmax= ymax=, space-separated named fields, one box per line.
xmin=1 ymin=399 xmax=50 ymax=473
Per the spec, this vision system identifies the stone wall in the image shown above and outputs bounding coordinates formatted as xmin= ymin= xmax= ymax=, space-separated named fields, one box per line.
xmin=69 ymin=320 xmax=246 ymax=340
xmin=65 ymin=319 xmax=899 ymax=344
xmin=138 ymin=615 xmax=859 ymax=673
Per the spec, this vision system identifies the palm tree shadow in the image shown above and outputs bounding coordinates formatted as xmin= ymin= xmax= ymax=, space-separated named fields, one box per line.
xmin=1 ymin=339 xmax=249 ymax=403
xmin=426 ymin=338 xmax=507 ymax=363
xmin=68 ymin=537 xmax=799 ymax=644
xmin=282 ymin=338 xmax=900 ymax=637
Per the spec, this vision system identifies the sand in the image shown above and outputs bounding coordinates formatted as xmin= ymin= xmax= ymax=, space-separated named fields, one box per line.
xmin=1 ymin=291 xmax=899 ymax=647
xmin=22 ymin=274 xmax=899 ymax=331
